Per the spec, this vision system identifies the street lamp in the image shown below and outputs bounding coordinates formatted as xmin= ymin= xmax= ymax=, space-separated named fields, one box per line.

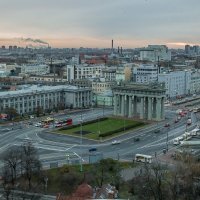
xmin=166 ymin=127 xmax=169 ymax=151
xmin=80 ymin=118 xmax=83 ymax=172
xmin=44 ymin=176 xmax=48 ymax=194
xmin=102 ymin=98 xmax=105 ymax=117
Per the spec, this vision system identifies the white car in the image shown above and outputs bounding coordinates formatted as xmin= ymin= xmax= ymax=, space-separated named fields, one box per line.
xmin=35 ymin=122 xmax=42 ymax=127
xmin=112 ymin=140 xmax=121 ymax=145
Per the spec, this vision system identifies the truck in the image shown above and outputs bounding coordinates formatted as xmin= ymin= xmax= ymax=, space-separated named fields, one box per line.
xmin=187 ymin=118 xmax=192 ymax=126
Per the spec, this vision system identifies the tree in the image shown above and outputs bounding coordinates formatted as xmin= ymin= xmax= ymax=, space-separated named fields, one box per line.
xmin=3 ymin=149 xmax=21 ymax=186
xmin=3 ymin=107 xmax=18 ymax=120
xmin=21 ymin=142 xmax=42 ymax=190
xmin=35 ymin=106 xmax=43 ymax=117
xmin=129 ymin=161 xmax=168 ymax=200
xmin=92 ymin=158 xmax=122 ymax=189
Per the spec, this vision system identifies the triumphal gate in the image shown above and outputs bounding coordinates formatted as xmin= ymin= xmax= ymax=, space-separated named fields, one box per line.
xmin=113 ymin=83 xmax=165 ymax=121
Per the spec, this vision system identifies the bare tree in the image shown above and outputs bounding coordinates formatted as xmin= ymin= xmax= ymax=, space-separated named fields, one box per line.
xmin=20 ymin=142 xmax=42 ymax=190
xmin=3 ymin=148 xmax=21 ymax=186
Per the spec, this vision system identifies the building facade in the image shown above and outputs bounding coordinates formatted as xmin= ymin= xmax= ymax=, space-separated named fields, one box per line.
xmin=134 ymin=64 xmax=158 ymax=83
xmin=158 ymin=70 xmax=191 ymax=98
xmin=17 ymin=64 xmax=50 ymax=75
xmin=140 ymin=45 xmax=171 ymax=62
xmin=66 ymin=64 xmax=105 ymax=82
xmin=113 ymin=83 xmax=165 ymax=121
xmin=0 ymin=85 xmax=92 ymax=114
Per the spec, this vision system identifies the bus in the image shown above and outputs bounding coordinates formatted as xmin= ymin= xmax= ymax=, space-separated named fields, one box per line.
xmin=135 ymin=154 xmax=152 ymax=163
xmin=42 ymin=117 xmax=54 ymax=124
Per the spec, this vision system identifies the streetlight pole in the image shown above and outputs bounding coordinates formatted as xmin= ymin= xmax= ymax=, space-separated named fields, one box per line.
xmin=103 ymin=98 xmax=105 ymax=117
xmin=80 ymin=119 xmax=83 ymax=172
xmin=166 ymin=127 xmax=169 ymax=151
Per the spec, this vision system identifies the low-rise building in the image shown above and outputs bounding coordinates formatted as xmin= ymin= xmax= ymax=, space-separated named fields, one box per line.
xmin=0 ymin=84 xmax=92 ymax=115
xmin=158 ymin=70 xmax=191 ymax=99
xmin=16 ymin=64 xmax=50 ymax=75
xmin=140 ymin=45 xmax=171 ymax=62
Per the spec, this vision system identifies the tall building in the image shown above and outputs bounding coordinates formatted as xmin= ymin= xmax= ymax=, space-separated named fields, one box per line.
xmin=134 ymin=64 xmax=158 ymax=84
xmin=158 ymin=70 xmax=191 ymax=99
xmin=139 ymin=45 xmax=171 ymax=62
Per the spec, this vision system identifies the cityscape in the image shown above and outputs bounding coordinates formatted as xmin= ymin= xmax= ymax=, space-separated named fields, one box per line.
xmin=0 ymin=0 xmax=200 ymax=199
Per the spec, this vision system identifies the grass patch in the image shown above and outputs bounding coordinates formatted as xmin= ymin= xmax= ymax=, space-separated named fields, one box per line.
xmin=57 ymin=117 xmax=145 ymax=140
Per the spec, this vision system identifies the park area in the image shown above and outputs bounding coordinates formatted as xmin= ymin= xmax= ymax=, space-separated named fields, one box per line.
xmin=57 ymin=117 xmax=145 ymax=140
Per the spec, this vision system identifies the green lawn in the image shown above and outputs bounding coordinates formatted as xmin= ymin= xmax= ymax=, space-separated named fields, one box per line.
xmin=58 ymin=118 xmax=145 ymax=140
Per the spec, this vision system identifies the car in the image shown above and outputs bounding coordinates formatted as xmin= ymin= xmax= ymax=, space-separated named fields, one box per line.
xmin=174 ymin=119 xmax=178 ymax=123
xmin=134 ymin=137 xmax=140 ymax=142
xmin=154 ymin=129 xmax=160 ymax=133
xmin=89 ymin=147 xmax=97 ymax=152
xmin=111 ymin=140 xmax=121 ymax=145
xmin=35 ymin=122 xmax=42 ymax=127
xmin=164 ymin=123 xmax=170 ymax=127
xmin=55 ymin=123 xmax=62 ymax=128
xmin=43 ymin=124 xmax=49 ymax=128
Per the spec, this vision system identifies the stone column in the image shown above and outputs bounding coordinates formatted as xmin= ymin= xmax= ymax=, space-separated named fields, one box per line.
xmin=124 ymin=95 xmax=127 ymax=116
xmin=140 ymin=97 xmax=144 ymax=119
xmin=156 ymin=98 xmax=161 ymax=121
xmin=145 ymin=97 xmax=148 ymax=119
xmin=132 ymin=96 xmax=137 ymax=117
xmin=121 ymin=95 xmax=125 ymax=117
xmin=153 ymin=97 xmax=156 ymax=119
xmin=128 ymin=95 xmax=132 ymax=118
xmin=114 ymin=94 xmax=117 ymax=115
xmin=77 ymin=92 xmax=80 ymax=107
xmin=147 ymin=97 xmax=152 ymax=120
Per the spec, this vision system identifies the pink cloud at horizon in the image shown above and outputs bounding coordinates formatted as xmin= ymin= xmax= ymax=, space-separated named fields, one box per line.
xmin=0 ymin=37 xmax=196 ymax=49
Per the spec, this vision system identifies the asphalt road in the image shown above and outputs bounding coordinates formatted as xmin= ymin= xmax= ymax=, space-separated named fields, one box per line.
xmin=0 ymin=107 xmax=198 ymax=170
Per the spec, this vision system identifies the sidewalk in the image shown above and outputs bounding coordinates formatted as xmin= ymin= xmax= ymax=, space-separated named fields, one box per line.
xmin=156 ymin=149 xmax=179 ymax=166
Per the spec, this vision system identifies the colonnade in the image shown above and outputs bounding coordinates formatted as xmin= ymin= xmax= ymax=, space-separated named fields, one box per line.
xmin=113 ymin=94 xmax=165 ymax=121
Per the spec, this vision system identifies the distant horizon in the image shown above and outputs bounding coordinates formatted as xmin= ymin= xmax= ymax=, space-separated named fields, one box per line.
xmin=0 ymin=37 xmax=197 ymax=50
xmin=0 ymin=1 xmax=199 ymax=50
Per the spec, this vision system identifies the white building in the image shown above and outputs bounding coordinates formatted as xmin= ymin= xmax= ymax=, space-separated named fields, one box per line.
xmin=134 ymin=64 xmax=158 ymax=83
xmin=66 ymin=64 xmax=105 ymax=82
xmin=190 ymin=71 xmax=200 ymax=94
xmin=158 ymin=71 xmax=191 ymax=98
xmin=101 ymin=68 xmax=116 ymax=81
xmin=17 ymin=64 xmax=50 ymax=75
xmin=0 ymin=85 xmax=92 ymax=114
xmin=140 ymin=45 xmax=171 ymax=62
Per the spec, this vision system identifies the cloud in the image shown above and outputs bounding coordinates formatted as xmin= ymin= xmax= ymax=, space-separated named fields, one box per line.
xmin=0 ymin=0 xmax=200 ymax=48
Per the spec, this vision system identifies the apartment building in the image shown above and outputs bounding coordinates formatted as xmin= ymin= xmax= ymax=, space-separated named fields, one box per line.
xmin=158 ymin=70 xmax=191 ymax=98
xmin=66 ymin=64 xmax=105 ymax=81
xmin=140 ymin=45 xmax=171 ymax=62
xmin=134 ymin=64 xmax=158 ymax=83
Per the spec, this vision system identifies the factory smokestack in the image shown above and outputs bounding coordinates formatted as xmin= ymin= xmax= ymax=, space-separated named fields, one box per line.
xmin=111 ymin=39 xmax=113 ymax=53
xmin=118 ymin=46 xmax=119 ymax=54
xmin=121 ymin=47 xmax=122 ymax=55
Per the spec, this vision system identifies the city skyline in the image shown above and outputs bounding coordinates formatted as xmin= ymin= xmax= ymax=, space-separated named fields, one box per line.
xmin=0 ymin=0 xmax=199 ymax=48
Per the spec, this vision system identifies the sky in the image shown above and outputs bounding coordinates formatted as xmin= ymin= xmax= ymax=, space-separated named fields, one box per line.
xmin=0 ymin=0 xmax=199 ymax=48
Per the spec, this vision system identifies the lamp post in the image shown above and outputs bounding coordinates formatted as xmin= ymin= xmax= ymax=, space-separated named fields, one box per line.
xmin=80 ymin=118 xmax=83 ymax=172
xmin=44 ymin=176 xmax=48 ymax=194
xmin=166 ymin=127 xmax=169 ymax=151
xmin=102 ymin=98 xmax=105 ymax=117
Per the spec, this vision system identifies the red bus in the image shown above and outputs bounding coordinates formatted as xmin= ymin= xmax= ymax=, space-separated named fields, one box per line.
xmin=66 ymin=118 xmax=72 ymax=125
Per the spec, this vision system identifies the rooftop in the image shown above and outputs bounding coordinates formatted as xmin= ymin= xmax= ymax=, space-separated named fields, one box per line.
xmin=0 ymin=84 xmax=89 ymax=98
